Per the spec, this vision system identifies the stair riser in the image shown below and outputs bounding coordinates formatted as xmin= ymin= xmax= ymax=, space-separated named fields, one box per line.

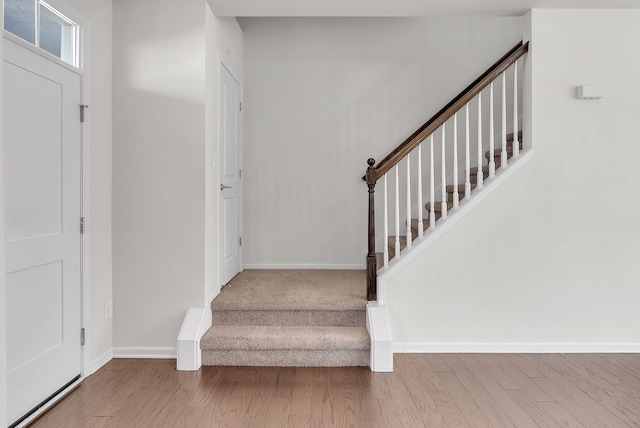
xmin=202 ymin=349 xmax=370 ymax=367
xmin=212 ymin=310 xmax=365 ymax=327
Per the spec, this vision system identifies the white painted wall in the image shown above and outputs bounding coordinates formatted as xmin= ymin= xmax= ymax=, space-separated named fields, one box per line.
xmin=113 ymin=0 xmax=243 ymax=349
xmin=386 ymin=9 xmax=640 ymax=349
xmin=205 ymin=2 xmax=243 ymax=302
xmin=64 ymin=0 xmax=114 ymax=367
xmin=113 ymin=0 xmax=207 ymax=349
xmin=241 ymin=17 xmax=522 ymax=267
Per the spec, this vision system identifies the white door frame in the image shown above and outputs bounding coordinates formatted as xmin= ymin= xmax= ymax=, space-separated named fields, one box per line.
xmin=217 ymin=59 xmax=243 ymax=288
xmin=3 ymin=0 xmax=91 ymax=423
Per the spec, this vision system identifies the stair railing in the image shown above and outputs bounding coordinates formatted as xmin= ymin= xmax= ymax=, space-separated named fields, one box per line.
xmin=364 ymin=41 xmax=529 ymax=301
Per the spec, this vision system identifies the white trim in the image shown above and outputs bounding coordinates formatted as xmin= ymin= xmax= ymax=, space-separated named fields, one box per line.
xmin=218 ymin=59 xmax=244 ymax=289
xmin=176 ymin=308 xmax=212 ymax=371
xmin=12 ymin=378 xmax=83 ymax=428
xmin=366 ymin=302 xmax=393 ymax=372
xmin=112 ymin=347 xmax=177 ymax=359
xmin=90 ymin=348 xmax=113 ymax=374
xmin=243 ymin=263 xmax=365 ymax=270
xmin=208 ymin=289 xmax=219 ymax=305
xmin=376 ymin=149 xmax=534 ymax=304
xmin=394 ymin=342 xmax=640 ymax=354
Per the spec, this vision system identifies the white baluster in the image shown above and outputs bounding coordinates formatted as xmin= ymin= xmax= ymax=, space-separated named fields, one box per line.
xmin=429 ymin=135 xmax=436 ymax=230
xmin=452 ymin=113 xmax=459 ymax=209
xmin=417 ymin=145 xmax=424 ymax=238
xmin=477 ymin=93 xmax=484 ymax=189
xmin=395 ymin=166 xmax=401 ymax=259
xmin=501 ymin=72 xmax=508 ymax=168
xmin=489 ymin=82 xmax=496 ymax=178
xmin=513 ymin=61 xmax=520 ymax=158
xmin=406 ymin=154 xmax=412 ymax=249
xmin=465 ymin=103 xmax=471 ymax=198
xmin=383 ymin=174 xmax=389 ymax=268
xmin=441 ymin=126 xmax=448 ymax=219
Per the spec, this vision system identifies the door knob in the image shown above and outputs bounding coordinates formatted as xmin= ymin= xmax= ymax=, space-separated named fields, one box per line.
xmin=220 ymin=184 xmax=232 ymax=191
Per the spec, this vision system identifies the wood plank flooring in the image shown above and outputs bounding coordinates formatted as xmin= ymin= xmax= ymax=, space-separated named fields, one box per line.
xmin=28 ymin=354 xmax=640 ymax=427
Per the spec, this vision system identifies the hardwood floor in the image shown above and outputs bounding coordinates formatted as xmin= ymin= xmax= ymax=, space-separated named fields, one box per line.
xmin=28 ymin=354 xmax=640 ymax=427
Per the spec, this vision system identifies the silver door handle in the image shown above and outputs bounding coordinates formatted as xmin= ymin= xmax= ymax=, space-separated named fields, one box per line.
xmin=220 ymin=184 xmax=232 ymax=191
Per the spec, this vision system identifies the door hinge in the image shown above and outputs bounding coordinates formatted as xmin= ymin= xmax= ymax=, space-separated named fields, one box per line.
xmin=80 ymin=105 xmax=89 ymax=123
xmin=239 ymin=169 xmax=242 ymax=179
xmin=80 ymin=217 xmax=85 ymax=234
xmin=239 ymin=102 xmax=242 ymax=112
xmin=239 ymin=237 xmax=242 ymax=247
xmin=81 ymin=328 xmax=85 ymax=346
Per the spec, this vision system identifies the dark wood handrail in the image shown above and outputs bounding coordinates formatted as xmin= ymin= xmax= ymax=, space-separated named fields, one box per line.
xmin=370 ymin=41 xmax=529 ymax=183
xmin=364 ymin=41 xmax=529 ymax=302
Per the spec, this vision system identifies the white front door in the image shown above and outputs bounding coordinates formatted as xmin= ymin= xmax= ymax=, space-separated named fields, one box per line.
xmin=4 ymin=38 xmax=83 ymax=426
xmin=219 ymin=64 xmax=242 ymax=285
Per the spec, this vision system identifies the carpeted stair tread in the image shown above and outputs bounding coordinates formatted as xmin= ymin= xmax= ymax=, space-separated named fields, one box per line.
xmin=201 ymin=325 xmax=370 ymax=351
xmin=407 ymin=219 xmax=430 ymax=234
xmin=212 ymin=269 xmax=366 ymax=312
xmin=212 ymin=309 xmax=365 ymax=327
xmin=425 ymin=201 xmax=454 ymax=213
xmin=446 ymin=183 xmax=479 ymax=193
xmin=387 ymin=235 xmax=407 ymax=259
xmin=485 ymin=140 xmax=524 ymax=160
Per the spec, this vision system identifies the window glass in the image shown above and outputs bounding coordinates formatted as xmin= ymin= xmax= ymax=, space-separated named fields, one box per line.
xmin=4 ymin=0 xmax=36 ymax=44
xmin=39 ymin=3 xmax=76 ymax=65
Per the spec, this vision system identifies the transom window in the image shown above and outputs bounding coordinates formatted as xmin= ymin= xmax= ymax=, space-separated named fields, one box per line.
xmin=4 ymin=0 xmax=78 ymax=67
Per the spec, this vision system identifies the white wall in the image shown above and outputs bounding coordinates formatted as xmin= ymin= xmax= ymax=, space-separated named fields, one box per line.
xmin=241 ymin=17 xmax=523 ymax=267
xmin=113 ymin=0 xmax=207 ymax=349
xmin=113 ymin=0 xmax=243 ymax=349
xmin=386 ymin=9 xmax=640 ymax=348
xmin=205 ymin=3 xmax=243 ymax=302
xmin=64 ymin=0 xmax=114 ymax=367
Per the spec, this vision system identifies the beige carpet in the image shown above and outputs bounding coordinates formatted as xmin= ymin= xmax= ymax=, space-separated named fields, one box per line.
xmin=212 ymin=269 xmax=367 ymax=311
xmin=201 ymin=269 xmax=370 ymax=367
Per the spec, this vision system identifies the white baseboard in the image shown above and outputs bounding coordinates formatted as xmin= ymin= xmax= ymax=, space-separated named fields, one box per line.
xmin=112 ymin=347 xmax=177 ymax=359
xmin=91 ymin=348 xmax=113 ymax=374
xmin=243 ymin=263 xmax=364 ymax=270
xmin=394 ymin=342 xmax=640 ymax=353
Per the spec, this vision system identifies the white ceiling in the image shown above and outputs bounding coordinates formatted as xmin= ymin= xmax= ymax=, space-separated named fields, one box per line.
xmin=208 ymin=0 xmax=640 ymax=17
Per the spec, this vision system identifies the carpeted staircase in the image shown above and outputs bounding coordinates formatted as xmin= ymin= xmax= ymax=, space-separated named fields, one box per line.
xmin=382 ymin=131 xmax=523 ymax=265
xmin=200 ymin=269 xmax=370 ymax=367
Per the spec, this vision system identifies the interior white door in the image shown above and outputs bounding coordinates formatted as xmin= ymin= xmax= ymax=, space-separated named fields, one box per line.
xmin=219 ymin=64 xmax=242 ymax=285
xmin=4 ymin=39 xmax=83 ymax=426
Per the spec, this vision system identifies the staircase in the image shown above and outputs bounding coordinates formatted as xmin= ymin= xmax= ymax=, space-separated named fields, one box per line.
xmin=200 ymin=269 xmax=370 ymax=367
xmin=383 ymin=131 xmax=523 ymax=263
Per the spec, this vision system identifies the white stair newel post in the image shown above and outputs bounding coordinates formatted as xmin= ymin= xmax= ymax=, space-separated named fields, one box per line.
xmin=429 ymin=135 xmax=436 ymax=230
xmin=394 ymin=166 xmax=401 ymax=259
xmin=477 ymin=93 xmax=484 ymax=188
xmin=383 ymin=174 xmax=389 ymax=268
xmin=440 ymin=126 xmax=447 ymax=219
xmin=417 ymin=145 xmax=424 ymax=238
xmin=501 ymin=71 xmax=508 ymax=167
xmin=406 ymin=154 xmax=412 ymax=249
xmin=452 ymin=113 xmax=459 ymax=209
xmin=489 ymin=82 xmax=496 ymax=178
xmin=465 ymin=103 xmax=471 ymax=198
xmin=513 ymin=61 xmax=520 ymax=158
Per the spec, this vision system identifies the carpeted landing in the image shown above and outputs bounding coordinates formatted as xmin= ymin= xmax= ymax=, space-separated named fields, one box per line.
xmin=200 ymin=270 xmax=370 ymax=367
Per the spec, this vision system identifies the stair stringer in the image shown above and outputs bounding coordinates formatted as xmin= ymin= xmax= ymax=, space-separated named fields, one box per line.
xmin=376 ymin=149 xmax=533 ymax=305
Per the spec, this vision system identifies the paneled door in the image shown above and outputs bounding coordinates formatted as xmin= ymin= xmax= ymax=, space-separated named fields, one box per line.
xmin=4 ymin=38 xmax=83 ymax=426
xmin=219 ymin=64 xmax=242 ymax=285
